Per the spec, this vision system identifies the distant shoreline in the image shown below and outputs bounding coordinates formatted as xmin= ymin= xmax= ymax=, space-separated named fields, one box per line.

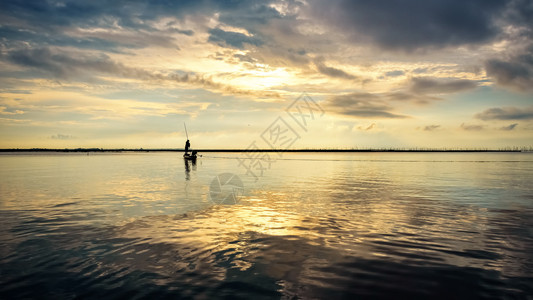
xmin=1 ymin=148 xmax=531 ymax=153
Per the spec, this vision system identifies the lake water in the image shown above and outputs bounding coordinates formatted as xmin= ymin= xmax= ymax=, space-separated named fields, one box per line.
xmin=1 ymin=152 xmax=532 ymax=299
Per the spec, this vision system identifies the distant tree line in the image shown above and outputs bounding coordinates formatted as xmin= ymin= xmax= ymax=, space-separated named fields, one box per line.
xmin=1 ymin=147 xmax=532 ymax=153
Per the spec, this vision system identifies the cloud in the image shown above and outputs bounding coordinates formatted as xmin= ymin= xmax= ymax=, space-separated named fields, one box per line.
xmin=475 ymin=106 xmax=533 ymax=120
xmin=423 ymin=125 xmax=441 ymax=131
xmin=50 ymin=133 xmax=75 ymax=140
xmin=166 ymin=73 xmax=280 ymax=98
xmin=242 ymin=45 xmax=311 ymax=69
xmin=217 ymin=0 xmax=282 ymax=30
xmin=410 ymin=77 xmax=478 ymax=94
xmin=385 ymin=92 xmax=441 ymax=104
xmin=0 ymin=0 xmax=278 ymax=53
xmin=207 ymin=28 xmax=263 ymax=49
xmin=172 ymin=29 xmax=195 ymax=36
xmin=460 ymin=123 xmax=484 ymax=131
xmin=0 ymin=106 xmax=24 ymax=115
xmin=5 ymin=47 xmax=145 ymax=79
xmin=385 ymin=70 xmax=405 ymax=77
xmin=0 ymin=25 xmax=177 ymax=52
xmin=2 ymin=0 xmax=530 ymax=64
xmin=365 ymin=123 xmax=376 ymax=130
xmin=233 ymin=53 xmax=257 ymax=64
xmin=0 ymin=0 xmax=206 ymax=31
xmin=324 ymin=93 xmax=407 ymax=119
xmin=485 ymin=47 xmax=533 ymax=92
xmin=504 ymin=0 xmax=533 ymax=26
xmin=307 ymin=0 xmax=508 ymax=52
xmin=313 ymin=58 xmax=358 ymax=80
xmin=368 ymin=77 xmax=478 ymax=105
xmin=3 ymin=46 xmax=280 ymax=99
xmin=500 ymin=123 xmax=518 ymax=131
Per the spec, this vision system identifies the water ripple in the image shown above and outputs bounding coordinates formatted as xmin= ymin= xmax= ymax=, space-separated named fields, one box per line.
xmin=1 ymin=152 xmax=532 ymax=298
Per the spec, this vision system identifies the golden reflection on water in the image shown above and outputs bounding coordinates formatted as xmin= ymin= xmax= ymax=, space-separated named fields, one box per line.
xmin=1 ymin=152 xmax=532 ymax=298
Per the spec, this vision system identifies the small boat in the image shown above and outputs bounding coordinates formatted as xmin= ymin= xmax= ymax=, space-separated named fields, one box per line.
xmin=183 ymin=153 xmax=197 ymax=160
xmin=183 ymin=150 xmax=198 ymax=160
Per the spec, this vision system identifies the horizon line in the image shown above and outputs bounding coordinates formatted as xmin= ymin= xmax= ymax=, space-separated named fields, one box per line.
xmin=1 ymin=147 xmax=532 ymax=153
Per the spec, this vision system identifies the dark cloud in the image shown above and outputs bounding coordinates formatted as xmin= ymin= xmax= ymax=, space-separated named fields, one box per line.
xmin=372 ymin=78 xmax=473 ymax=105
xmin=4 ymin=47 xmax=149 ymax=79
xmin=0 ymin=0 xmax=283 ymax=35
xmin=207 ymin=28 xmax=263 ymax=49
xmin=0 ymin=0 xmax=204 ymax=30
xmin=0 ymin=25 xmax=179 ymax=53
xmin=385 ymin=92 xmax=441 ymax=104
xmin=0 ymin=0 xmax=278 ymax=53
xmin=504 ymin=0 xmax=533 ymax=25
xmin=308 ymin=0 xmax=508 ymax=52
xmin=460 ymin=123 xmax=485 ymax=131
xmin=410 ymin=77 xmax=478 ymax=94
xmin=314 ymin=58 xmax=357 ymax=80
xmin=324 ymin=93 xmax=407 ymax=119
xmin=485 ymin=47 xmax=533 ymax=92
xmin=170 ymin=28 xmax=195 ymax=36
xmin=217 ymin=1 xmax=282 ymax=30
xmin=423 ymin=125 xmax=441 ymax=131
xmin=2 ymin=0 xmax=531 ymax=59
xmin=500 ymin=123 xmax=518 ymax=130
xmin=475 ymin=107 xmax=533 ymax=120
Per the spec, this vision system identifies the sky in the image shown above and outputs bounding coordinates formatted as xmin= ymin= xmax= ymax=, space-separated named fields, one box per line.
xmin=0 ymin=0 xmax=532 ymax=149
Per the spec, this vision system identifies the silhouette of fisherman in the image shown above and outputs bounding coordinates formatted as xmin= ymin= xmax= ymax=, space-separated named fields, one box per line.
xmin=185 ymin=139 xmax=190 ymax=154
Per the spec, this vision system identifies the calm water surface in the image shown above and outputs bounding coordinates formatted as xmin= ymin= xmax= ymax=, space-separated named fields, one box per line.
xmin=1 ymin=152 xmax=532 ymax=299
